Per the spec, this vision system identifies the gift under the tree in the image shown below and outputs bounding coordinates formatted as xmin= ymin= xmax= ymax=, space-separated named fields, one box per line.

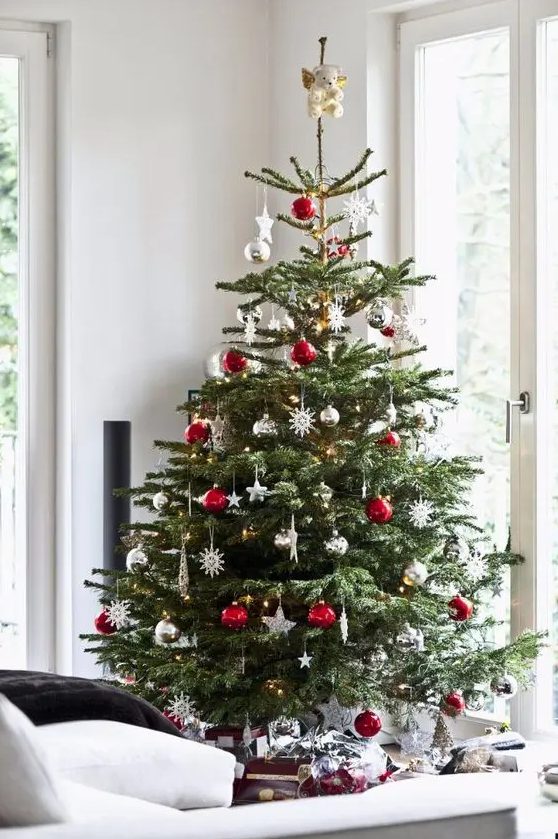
xmin=234 ymin=756 xmax=313 ymax=803
xmin=205 ymin=725 xmax=268 ymax=758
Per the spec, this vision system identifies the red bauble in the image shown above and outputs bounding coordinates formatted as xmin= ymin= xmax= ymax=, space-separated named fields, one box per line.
xmin=380 ymin=325 xmax=396 ymax=338
xmin=308 ymin=600 xmax=336 ymax=629
xmin=163 ymin=710 xmax=183 ymax=730
xmin=443 ymin=691 xmax=466 ymax=716
xmin=290 ymin=339 xmax=317 ymax=366
xmin=222 ymin=349 xmax=247 ymax=374
xmin=202 ymin=487 xmax=229 ymax=513
xmin=448 ymin=595 xmax=474 ymax=622
xmin=94 ymin=609 xmax=117 ymax=635
xmin=221 ymin=601 xmax=249 ymax=630
xmin=291 ymin=195 xmax=316 ymax=221
xmin=365 ymin=496 xmax=393 ymax=524
xmin=184 ymin=420 xmax=210 ymax=445
xmin=327 ymin=236 xmax=349 ymax=258
xmin=354 ymin=709 xmax=382 ymax=738
xmin=377 ymin=430 xmax=401 ymax=448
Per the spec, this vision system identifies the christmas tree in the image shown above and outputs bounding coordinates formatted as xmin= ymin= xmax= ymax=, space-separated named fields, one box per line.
xmin=84 ymin=38 xmax=541 ymax=734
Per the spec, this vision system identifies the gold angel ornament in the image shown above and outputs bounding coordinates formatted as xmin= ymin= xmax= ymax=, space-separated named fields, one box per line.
xmin=301 ymin=64 xmax=347 ymax=119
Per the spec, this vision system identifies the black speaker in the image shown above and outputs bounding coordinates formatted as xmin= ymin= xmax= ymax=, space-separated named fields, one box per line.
xmin=103 ymin=421 xmax=131 ymax=571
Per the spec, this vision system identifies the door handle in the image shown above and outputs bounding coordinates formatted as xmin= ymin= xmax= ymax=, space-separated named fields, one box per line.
xmin=506 ymin=392 xmax=530 ymax=443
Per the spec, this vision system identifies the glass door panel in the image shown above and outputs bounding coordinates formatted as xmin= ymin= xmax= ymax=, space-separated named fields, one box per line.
xmin=0 ymin=56 xmax=22 ymax=667
xmin=410 ymin=25 xmax=511 ymax=713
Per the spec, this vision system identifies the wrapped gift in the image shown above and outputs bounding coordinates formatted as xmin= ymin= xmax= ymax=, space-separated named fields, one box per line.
xmin=205 ymin=725 xmax=268 ymax=758
xmin=234 ymin=756 xmax=312 ymax=803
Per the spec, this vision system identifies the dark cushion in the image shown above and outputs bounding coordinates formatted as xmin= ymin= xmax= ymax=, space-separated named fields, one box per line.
xmin=0 ymin=670 xmax=181 ymax=736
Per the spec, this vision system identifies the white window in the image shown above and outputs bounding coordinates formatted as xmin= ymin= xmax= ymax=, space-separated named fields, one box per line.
xmin=0 ymin=26 xmax=55 ymax=671
xmin=399 ymin=0 xmax=558 ymax=737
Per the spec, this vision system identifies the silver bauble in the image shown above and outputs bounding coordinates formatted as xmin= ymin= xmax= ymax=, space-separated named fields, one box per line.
xmin=237 ymin=304 xmax=263 ymax=325
xmin=153 ymin=491 xmax=169 ymax=511
xmin=126 ymin=547 xmax=148 ymax=572
xmin=274 ymin=530 xmax=292 ymax=551
xmin=244 ymin=237 xmax=271 ymax=264
xmin=463 ymin=686 xmax=487 ymax=712
xmin=443 ymin=535 xmax=469 ymax=563
xmin=413 ymin=401 xmax=436 ymax=430
xmin=490 ymin=674 xmax=518 ymax=698
xmin=253 ymin=413 xmax=278 ymax=437
xmin=402 ymin=560 xmax=428 ymax=586
xmin=384 ymin=402 xmax=397 ymax=426
xmin=396 ymin=623 xmax=424 ymax=652
xmin=324 ymin=530 xmax=348 ymax=556
xmin=154 ymin=617 xmax=182 ymax=644
xmin=316 ymin=482 xmax=334 ymax=503
xmin=320 ymin=405 xmax=340 ymax=427
xmin=366 ymin=300 xmax=393 ymax=330
xmin=203 ymin=344 xmax=226 ymax=380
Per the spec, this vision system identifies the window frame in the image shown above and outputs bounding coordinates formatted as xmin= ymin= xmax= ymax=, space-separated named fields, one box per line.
xmin=397 ymin=0 xmax=557 ymax=738
xmin=0 ymin=25 xmax=56 ymax=672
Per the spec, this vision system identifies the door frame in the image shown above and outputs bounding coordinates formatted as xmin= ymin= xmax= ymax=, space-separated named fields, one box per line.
xmin=0 ymin=25 xmax=56 ymax=671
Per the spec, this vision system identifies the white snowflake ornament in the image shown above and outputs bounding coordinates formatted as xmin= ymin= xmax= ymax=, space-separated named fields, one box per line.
xmin=316 ymin=695 xmax=354 ymax=732
xmin=408 ymin=498 xmax=435 ymax=529
xmin=166 ymin=692 xmax=196 ymax=726
xmin=289 ymin=405 xmax=316 ymax=438
xmin=328 ymin=296 xmax=346 ymax=334
xmin=105 ymin=600 xmax=131 ymax=630
xmin=340 ymin=605 xmax=348 ymax=644
xmin=342 ymin=192 xmax=378 ymax=229
xmin=198 ymin=526 xmax=224 ymax=578
xmin=464 ymin=551 xmax=488 ymax=581
xmin=243 ymin=313 xmax=258 ymax=346
xmin=198 ymin=545 xmax=225 ymax=578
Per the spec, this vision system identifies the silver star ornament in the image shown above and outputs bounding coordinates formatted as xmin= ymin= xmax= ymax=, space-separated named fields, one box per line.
xmin=256 ymin=206 xmax=274 ymax=244
xmin=262 ymin=603 xmax=296 ymax=636
xmin=246 ymin=477 xmax=269 ymax=503
xmin=298 ymin=650 xmax=313 ymax=669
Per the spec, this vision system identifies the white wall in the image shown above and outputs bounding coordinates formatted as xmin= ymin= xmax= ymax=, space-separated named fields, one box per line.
xmin=0 ymin=0 xmax=270 ymax=675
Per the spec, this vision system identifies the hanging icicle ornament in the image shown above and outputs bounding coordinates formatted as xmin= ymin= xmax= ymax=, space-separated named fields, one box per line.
xmin=178 ymin=535 xmax=189 ymax=599
xmin=267 ymin=304 xmax=281 ymax=331
xmin=245 ymin=466 xmax=269 ymax=502
xmin=340 ymin=604 xmax=348 ymax=644
xmin=210 ymin=409 xmax=225 ymax=450
xmin=198 ymin=524 xmax=225 ymax=578
xmin=289 ymin=387 xmax=316 ymax=438
xmin=288 ymin=513 xmax=298 ymax=563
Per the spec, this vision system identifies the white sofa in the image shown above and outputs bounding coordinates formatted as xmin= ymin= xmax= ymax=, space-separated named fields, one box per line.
xmin=1 ymin=694 xmax=555 ymax=839
xmin=0 ymin=774 xmax=519 ymax=839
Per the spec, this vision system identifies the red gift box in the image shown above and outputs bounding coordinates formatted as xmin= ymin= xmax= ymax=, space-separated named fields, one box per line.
xmin=205 ymin=726 xmax=268 ymax=758
xmin=234 ymin=756 xmax=313 ymax=804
